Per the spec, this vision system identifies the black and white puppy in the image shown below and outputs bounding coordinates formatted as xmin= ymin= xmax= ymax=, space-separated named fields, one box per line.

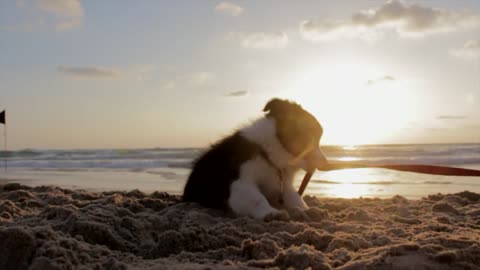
xmin=182 ymin=98 xmax=327 ymax=219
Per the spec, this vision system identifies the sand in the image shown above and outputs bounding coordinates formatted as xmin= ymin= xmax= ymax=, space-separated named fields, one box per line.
xmin=1 ymin=183 xmax=480 ymax=270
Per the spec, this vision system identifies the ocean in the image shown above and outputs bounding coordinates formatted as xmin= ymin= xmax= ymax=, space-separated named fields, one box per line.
xmin=1 ymin=144 xmax=479 ymax=198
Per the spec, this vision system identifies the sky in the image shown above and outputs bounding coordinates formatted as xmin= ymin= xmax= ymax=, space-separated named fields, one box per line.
xmin=0 ymin=0 xmax=479 ymax=149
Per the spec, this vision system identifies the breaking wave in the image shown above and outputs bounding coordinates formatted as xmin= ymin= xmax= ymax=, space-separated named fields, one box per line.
xmin=1 ymin=144 xmax=479 ymax=171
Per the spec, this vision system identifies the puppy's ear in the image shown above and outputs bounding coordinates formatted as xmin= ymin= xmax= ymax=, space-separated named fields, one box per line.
xmin=263 ymin=98 xmax=302 ymax=116
xmin=263 ymin=98 xmax=286 ymax=115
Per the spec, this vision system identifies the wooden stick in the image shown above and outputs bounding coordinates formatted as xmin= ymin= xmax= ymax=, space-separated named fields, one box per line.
xmin=298 ymin=170 xmax=314 ymax=195
xmin=298 ymin=163 xmax=480 ymax=195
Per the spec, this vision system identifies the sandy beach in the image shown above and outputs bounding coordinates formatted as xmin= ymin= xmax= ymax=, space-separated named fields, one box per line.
xmin=3 ymin=0 xmax=480 ymax=269
xmin=1 ymin=183 xmax=479 ymax=270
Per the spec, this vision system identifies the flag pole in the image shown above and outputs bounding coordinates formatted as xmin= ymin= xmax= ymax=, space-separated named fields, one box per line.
xmin=4 ymin=121 xmax=6 ymax=173
xmin=1 ymin=110 xmax=6 ymax=173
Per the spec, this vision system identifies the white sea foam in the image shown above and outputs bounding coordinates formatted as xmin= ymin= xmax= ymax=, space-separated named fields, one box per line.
xmin=1 ymin=144 xmax=479 ymax=170
xmin=1 ymin=144 xmax=479 ymax=198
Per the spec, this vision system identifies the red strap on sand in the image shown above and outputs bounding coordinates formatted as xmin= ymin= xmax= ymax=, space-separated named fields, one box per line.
xmin=298 ymin=163 xmax=480 ymax=195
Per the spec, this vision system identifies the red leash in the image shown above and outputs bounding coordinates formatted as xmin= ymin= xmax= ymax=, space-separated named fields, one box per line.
xmin=298 ymin=163 xmax=480 ymax=195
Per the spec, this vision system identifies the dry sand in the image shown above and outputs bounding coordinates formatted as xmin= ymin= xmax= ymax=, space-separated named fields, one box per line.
xmin=1 ymin=183 xmax=480 ymax=270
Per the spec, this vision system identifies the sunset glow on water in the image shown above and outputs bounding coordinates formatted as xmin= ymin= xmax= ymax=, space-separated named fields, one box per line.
xmin=2 ymin=144 xmax=480 ymax=199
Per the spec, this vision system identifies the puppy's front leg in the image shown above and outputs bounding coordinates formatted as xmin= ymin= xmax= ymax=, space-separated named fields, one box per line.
xmin=228 ymin=180 xmax=282 ymax=219
xmin=282 ymin=184 xmax=308 ymax=210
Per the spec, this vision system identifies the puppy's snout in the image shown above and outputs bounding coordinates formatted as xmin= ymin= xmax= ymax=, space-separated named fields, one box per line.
xmin=306 ymin=148 xmax=328 ymax=170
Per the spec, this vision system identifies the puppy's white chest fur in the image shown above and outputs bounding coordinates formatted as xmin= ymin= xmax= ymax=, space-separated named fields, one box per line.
xmin=225 ymin=118 xmax=308 ymax=219
xmin=238 ymin=157 xmax=290 ymax=207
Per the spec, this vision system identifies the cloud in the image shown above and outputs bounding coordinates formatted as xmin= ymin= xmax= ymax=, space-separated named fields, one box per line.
xmin=37 ymin=0 xmax=83 ymax=17
xmin=225 ymin=90 xmax=248 ymax=97
xmin=6 ymin=0 xmax=84 ymax=32
xmin=39 ymin=0 xmax=84 ymax=31
xmin=300 ymin=20 xmax=378 ymax=42
xmin=300 ymin=0 xmax=480 ymax=42
xmin=436 ymin=115 xmax=467 ymax=120
xmin=366 ymin=75 xmax=395 ymax=85
xmin=242 ymin=32 xmax=288 ymax=49
xmin=215 ymin=2 xmax=244 ymax=16
xmin=57 ymin=66 xmax=122 ymax=79
xmin=57 ymin=65 xmax=154 ymax=80
xmin=450 ymin=40 xmax=480 ymax=60
xmin=228 ymin=32 xmax=289 ymax=49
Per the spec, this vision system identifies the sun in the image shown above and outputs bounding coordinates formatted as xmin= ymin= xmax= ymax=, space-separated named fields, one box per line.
xmin=282 ymin=59 xmax=419 ymax=145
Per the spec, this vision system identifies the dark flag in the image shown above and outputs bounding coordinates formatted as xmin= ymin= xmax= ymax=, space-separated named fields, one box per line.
xmin=1 ymin=110 xmax=5 ymax=173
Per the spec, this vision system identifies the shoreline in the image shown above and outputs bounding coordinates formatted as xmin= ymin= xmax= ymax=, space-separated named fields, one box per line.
xmin=4 ymin=169 xmax=480 ymax=200
xmin=1 ymin=183 xmax=480 ymax=269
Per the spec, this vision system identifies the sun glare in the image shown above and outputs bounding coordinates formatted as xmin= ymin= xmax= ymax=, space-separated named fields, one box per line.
xmin=338 ymin=157 xmax=361 ymax=162
xmin=284 ymin=60 xmax=420 ymax=145
xmin=308 ymin=168 xmax=385 ymax=198
xmin=342 ymin=145 xmax=358 ymax=150
xmin=326 ymin=183 xmax=373 ymax=198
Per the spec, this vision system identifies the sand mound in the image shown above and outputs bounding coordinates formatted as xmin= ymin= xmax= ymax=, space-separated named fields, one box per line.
xmin=1 ymin=183 xmax=479 ymax=269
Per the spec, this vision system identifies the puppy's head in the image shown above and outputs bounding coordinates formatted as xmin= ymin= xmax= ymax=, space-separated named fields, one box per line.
xmin=263 ymin=98 xmax=327 ymax=171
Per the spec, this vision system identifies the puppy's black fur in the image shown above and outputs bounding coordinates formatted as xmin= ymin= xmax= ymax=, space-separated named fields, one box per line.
xmin=183 ymin=132 xmax=264 ymax=209
xmin=182 ymin=98 xmax=325 ymax=216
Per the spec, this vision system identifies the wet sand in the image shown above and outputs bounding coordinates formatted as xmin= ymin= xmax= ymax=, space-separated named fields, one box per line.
xmin=1 ymin=183 xmax=479 ymax=269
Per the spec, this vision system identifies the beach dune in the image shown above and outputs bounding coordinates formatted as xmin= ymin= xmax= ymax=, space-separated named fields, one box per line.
xmin=1 ymin=183 xmax=479 ymax=269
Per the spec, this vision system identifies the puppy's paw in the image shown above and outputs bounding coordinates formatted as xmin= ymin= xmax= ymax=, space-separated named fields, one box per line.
xmin=287 ymin=207 xmax=311 ymax=222
xmin=263 ymin=209 xmax=290 ymax=222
